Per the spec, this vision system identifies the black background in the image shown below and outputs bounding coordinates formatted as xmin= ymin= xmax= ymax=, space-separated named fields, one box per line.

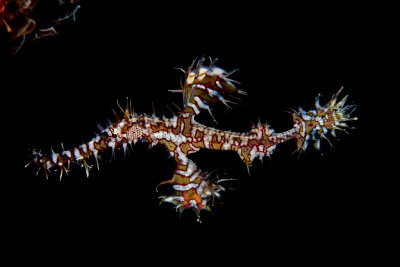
xmin=0 ymin=1 xmax=396 ymax=264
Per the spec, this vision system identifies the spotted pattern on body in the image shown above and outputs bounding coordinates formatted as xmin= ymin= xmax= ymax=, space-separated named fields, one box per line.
xmin=28 ymin=58 xmax=357 ymax=222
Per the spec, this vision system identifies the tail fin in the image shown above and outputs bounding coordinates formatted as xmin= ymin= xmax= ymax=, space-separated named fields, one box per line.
xmin=293 ymin=87 xmax=358 ymax=152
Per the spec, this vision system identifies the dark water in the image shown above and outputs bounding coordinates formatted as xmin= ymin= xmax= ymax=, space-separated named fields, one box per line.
xmin=0 ymin=1 xmax=394 ymax=264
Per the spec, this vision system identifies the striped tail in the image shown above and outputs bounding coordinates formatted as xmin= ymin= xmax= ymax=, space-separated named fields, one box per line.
xmin=292 ymin=87 xmax=358 ymax=152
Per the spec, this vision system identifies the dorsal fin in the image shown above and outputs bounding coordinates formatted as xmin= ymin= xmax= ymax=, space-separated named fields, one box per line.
xmin=180 ymin=57 xmax=245 ymax=118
